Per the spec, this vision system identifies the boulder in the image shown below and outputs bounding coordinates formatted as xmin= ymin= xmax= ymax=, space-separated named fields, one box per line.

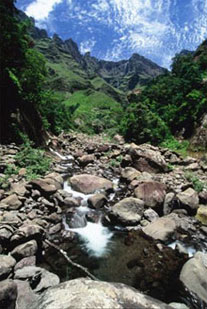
xmin=30 ymin=179 xmax=57 ymax=196
xmin=63 ymin=197 xmax=80 ymax=208
xmin=0 ymin=255 xmax=16 ymax=280
xmin=11 ymin=182 xmax=27 ymax=196
xmin=14 ymin=266 xmax=60 ymax=293
xmin=0 ymin=225 xmax=14 ymax=243
xmin=142 ymin=213 xmax=181 ymax=241
xmin=110 ymin=197 xmax=144 ymax=225
xmin=15 ymin=279 xmax=37 ymax=309
xmin=14 ymin=256 xmax=36 ymax=271
xmin=134 ymin=181 xmax=166 ymax=208
xmin=11 ymin=240 xmax=38 ymax=261
xmin=180 ymin=252 xmax=207 ymax=303
xmin=163 ymin=193 xmax=175 ymax=215
xmin=177 ymin=188 xmax=199 ymax=210
xmin=88 ymin=194 xmax=107 ymax=209
xmin=0 ymin=279 xmax=17 ymax=309
xmin=0 ymin=194 xmax=22 ymax=210
xmin=70 ymin=174 xmax=113 ymax=194
xmin=129 ymin=144 xmax=168 ymax=173
xmin=30 ymin=278 xmax=171 ymax=309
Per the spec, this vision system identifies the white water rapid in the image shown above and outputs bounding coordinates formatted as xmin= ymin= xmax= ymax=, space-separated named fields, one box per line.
xmin=63 ymin=181 xmax=113 ymax=257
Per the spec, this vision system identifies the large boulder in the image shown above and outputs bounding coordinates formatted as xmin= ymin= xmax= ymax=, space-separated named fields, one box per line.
xmin=0 ymin=279 xmax=17 ymax=309
xmin=142 ymin=213 xmax=181 ymax=241
xmin=15 ymin=280 xmax=37 ymax=309
xmin=110 ymin=197 xmax=144 ymax=225
xmin=129 ymin=144 xmax=168 ymax=173
xmin=70 ymin=174 xmax=113 ymax=194
xmin=0 ymin=255 xmax=16 ymax=280
xmin=180 ymin=252 xmax=207 ymax=303
xmin=10 ymin=224 xmax=44 ymax=245
xmin=121 ymin=167 xmax=141 ymax=182
xmin=134 ymin=181 xmax=166 ymax=208
xmin=177 ymin=188 xmax=199 ymax=210
xmin=30 ymin=278 xmax=171 ymax=309
xmin=14 ymin=266 xmax=60 ymax=293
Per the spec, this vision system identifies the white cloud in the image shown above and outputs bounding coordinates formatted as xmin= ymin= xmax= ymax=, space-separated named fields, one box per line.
xmin=25 ymin=0 xmax=63 ymax=20
xmin=80 ymin=39 xmax=96 ymax=54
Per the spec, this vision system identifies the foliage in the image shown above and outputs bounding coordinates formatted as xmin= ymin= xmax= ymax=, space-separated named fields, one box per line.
xmin=160 ymin=138 xmax=189 ymax=156
xmin=0 ymin=164 xmax=18 ymax=190
xmin=184 ymin=172 xmax=206 ymax=192
xmin=14 ymin=136 xmax=51 ymax=180
xmin=122 ymin=51 xmax=207 ymax=145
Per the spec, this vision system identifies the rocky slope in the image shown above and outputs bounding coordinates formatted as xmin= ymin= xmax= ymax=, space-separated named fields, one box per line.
xmin=0 ymin=134 xmax=207 ymax=308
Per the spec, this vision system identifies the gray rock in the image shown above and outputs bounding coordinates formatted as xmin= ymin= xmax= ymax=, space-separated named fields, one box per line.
xmin=0 ymin=225 xmax=14 ymax=242
xmin=11 ymin=224 xmax=44 ymax=245
xmin=0 ymin=194 xmax=22 ymax=210
xmin=14 ymin=256 xmax=36 ymax=271
xmin=163 ymin=193 xmax=175 ymax=215
xmin=30 ymin=278 xmax=171 ymax=309
xmin=14 ymin=266 xmax=60 ymax=293
xmin=11 ymin=240 xmax=38 ymax=261
xmin=144 ymin=208 xmax=159 ymax=222
xmin=0 ymin=255 xmax=16 ymax=279
xmin=134 ymin=181 xmax=166 ymax=208
xmin=64 ymin=197 xmax=80 ymax=207
xmin=15 ymin=279 xmax=37 ymax=309
xmin=110 ymin=197 xmax=144 ymax=225
xmin=177 ymin=188 xmax=199 ymax=210
xmin=180 ymin=252 xmax=207 ymax=303
xmin=142 ymin=213 xmax=181 ymax=241
xmin=169 ymin=303 xmax=189 ymax=309
xmin=70 ymin=174 xmax=113 ymax=194
xmin=30 ymin=179 xmax=57 ymax=196
xmin=0 ymin=279 xmax=17 ymax=309
xmin=121 ymin=167 xmax=141 ymax=182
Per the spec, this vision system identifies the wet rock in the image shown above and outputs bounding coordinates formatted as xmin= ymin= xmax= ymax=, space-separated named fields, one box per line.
xmin=0 ymin=194 xmax=22 ymax=210
xmin=0 ymin=279 xmax=17 ymax=309
xmin=134 ymin=181 xmax=166 ymax=208
xmin=11 ymin=240 xmax=38 ymax=261
xmin=110 ymin=197 xmax=144 ymax=225
xmin=30 ymin=278 xmax=171 ymax=309
xmin=14 ymin=256 xmax=36 ymax=271
xmin=129 ymin=143 xmax=168 ymax=173
xmin=30 ymin=179 xmax=57 ymax=196
xmin=15 ymin=279 xmax=37 ymax=309
xmin=88 ymin=194 xmax=107 ymax=209
xmin=0 ymin=255 xmax=16 ymax=279
xmin=142 ymin=213 xmax=181 ymax=241
xmin=196 ymin=205 xmax=207 ymax=225
xmin=144 ymin=208 xmax=159 ymax=222
xmin=14 ymin=266 xmax=60 ymax=293
xmin=70 ymin=174 xmax=113 ymax=194
xmin=121 ymin=167 xmax=141 ymax=182
xmin=180 ymin=252 xmax=207 ymax=303
xmin=177 ymin=188 xmax=199 ymax=210
xmin=69 ymin=213 xmax=87 ymax=228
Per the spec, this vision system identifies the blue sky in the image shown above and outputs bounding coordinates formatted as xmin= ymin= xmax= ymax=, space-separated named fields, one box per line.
xmin=15 ymin=0 xmax=207 ymax=68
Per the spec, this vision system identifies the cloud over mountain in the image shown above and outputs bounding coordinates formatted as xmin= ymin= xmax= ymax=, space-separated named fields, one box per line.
xmin=16 ymin=0 xmax=207 ymax=68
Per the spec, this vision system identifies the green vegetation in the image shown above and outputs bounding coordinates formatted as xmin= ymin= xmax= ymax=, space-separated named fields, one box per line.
xmin=0 ymin=136 xmax=51 ymax=189
xmin=160 ymin=138 xmax=189 ymax=156
xmin=185 ymin=172 xmax=206 ymax=192
xmin=121 ymin=52 xmax=207 ymax=147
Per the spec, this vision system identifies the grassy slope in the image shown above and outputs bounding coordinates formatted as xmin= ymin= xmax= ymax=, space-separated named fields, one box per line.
xmin=35 ymin=38 xmax=124 ymax=135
